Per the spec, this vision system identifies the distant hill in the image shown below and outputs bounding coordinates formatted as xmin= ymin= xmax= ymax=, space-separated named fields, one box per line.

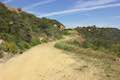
xmin=0 ymin=2 xmax=65 ymax=58
xmin=75 ymin=26 xmax=120 ymax=56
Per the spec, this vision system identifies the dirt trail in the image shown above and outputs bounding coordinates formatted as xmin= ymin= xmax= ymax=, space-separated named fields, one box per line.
xmin=0 ymin=37 xmax=101 ymax=80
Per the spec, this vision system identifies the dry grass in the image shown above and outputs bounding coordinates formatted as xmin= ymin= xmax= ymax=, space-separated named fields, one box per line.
xmin=55 ymin=39 xmax=120 ymax=80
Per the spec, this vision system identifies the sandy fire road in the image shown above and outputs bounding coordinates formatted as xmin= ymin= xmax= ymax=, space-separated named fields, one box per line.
xmin=0 ymin=39 xmax=100 ymax=80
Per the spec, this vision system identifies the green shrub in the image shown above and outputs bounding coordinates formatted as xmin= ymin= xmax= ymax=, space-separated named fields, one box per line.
xmin=17 ymin=41 xmax=31 ymax=50
xmin=41 ymin=39 xmax=48 ymax=43
xmin=63 ymin=30 xmax=71 ymax=35
xmin=110 ymin=44 xmax=120 ymax=56
xmin=31 ymin=38 xmax=41 ymax=46
xmin=55 ymin=41 xmax=77 ymax=51
xmin=0 ymin=33 xmax=16 ymax=42
xmin=39 ymin=25 xmax=63 ymax=40
xmin=0 ymin=50 xmax=3 ymax=58
xmin=1 ymin=41 xmax=18 ymax=53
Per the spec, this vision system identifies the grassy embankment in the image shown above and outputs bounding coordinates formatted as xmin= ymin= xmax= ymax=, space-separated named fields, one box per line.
xmin=55 ymin=27 xmax=120 ymax=80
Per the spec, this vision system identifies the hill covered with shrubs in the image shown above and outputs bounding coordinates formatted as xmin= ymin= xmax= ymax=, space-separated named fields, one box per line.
xmin=0 ymin=2 xmax=65 ymax=58
xmin=55 ymin=26 xmax=120 ymax=80
xmin=55 ymin=25 xmax=120 ymax=57
xmin=75 ymin=26 xmax=120 ymax=56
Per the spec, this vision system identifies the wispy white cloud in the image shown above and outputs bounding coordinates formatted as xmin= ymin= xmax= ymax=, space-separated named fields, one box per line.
xmin=3 ymin=0 xmax=14 ymax=3
xmin=39 ymin=3 xmax=120 ymax=17
xmin=74 ymin=0 xmax=118 ymax=8
xmin=23 ymin=0 xmax=56 ymax=10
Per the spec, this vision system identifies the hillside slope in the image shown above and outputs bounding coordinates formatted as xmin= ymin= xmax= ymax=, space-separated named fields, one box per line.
xmin=0 ymin=2 xmax=64 ymax=58
xmin=75 ymin=26 xmax=120 ymax=56
xmin=55 ymin=29 xmax=120 ymax=80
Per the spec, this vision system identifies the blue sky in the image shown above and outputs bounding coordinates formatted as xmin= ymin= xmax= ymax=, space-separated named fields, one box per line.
xmin=1 ymin=0 xmax=120 ymax=28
